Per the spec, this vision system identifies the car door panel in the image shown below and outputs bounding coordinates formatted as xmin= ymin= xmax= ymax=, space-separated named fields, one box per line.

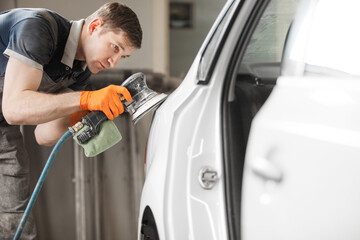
xmin=242 ymin=76 xmax=360 ymax=239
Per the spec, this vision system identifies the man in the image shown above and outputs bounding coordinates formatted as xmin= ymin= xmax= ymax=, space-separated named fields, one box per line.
xmin=0 ymin=2 xmax=142 ymax=239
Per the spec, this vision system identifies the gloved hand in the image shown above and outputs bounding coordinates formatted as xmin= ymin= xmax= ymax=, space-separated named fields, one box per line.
xmin=70 ymin=110 xmax=90 ymax=126
xmin=80 ymin=85 xmax=132 ymax=120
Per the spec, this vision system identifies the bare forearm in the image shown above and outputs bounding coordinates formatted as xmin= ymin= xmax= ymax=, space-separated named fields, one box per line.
xmin=34 ymin=115 xmax=70 ymax=146
xmin=3 ymin=90 xmax=81 ymax=125
xmin=3 ymin=57 xmax=83 ymax=125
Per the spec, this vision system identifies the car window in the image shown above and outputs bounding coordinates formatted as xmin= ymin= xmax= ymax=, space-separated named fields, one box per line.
xmin=239 ymin=0 xmax=299 ymax=79
xmin=230 ymin=0 xmax=300 ymax=144
xmin=197 ymin=0 xmax=236 ymax=84
xmin=222 ymin=2 xmax=300 ymax=239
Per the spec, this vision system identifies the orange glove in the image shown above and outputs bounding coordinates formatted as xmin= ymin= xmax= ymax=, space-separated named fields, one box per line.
xmin=70 ymin=110 xmax=90 ymax=126
xmin=80 ymin=85 xmax=132 ymax=120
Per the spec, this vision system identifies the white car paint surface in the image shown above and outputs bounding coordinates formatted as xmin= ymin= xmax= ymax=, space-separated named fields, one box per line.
xmin=138 ymin=0 xmax=360 ymax=239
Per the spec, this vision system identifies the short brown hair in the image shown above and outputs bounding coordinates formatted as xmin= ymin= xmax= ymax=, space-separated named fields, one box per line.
xmin=87 ymin=2 xmax=142 ymax=49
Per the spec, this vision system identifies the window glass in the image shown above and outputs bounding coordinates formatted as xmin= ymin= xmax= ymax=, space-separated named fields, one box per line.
xmin=242 ymin=0 xmax=299 ymax=64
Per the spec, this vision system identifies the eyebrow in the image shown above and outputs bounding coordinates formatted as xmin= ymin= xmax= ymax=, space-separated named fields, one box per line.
xmin=117 ymin=42 xmax=125 ymax=51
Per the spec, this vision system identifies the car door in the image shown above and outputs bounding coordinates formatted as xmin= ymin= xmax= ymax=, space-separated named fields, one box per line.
xmin=221 ymin=0 xmax=299 ymax=239
xmin=241 ymin=0 xmax=360 ymax=239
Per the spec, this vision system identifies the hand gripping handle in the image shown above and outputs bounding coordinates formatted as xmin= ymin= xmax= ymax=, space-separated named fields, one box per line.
xmin=76 ymin=111 xmax=108 ymax=144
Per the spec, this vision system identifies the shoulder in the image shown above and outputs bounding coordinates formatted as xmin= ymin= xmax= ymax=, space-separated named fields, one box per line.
xmin=5 ymin=8 xmax=72 ymax=68
xmin=5 ymin=8 xmax=72 ymax=43
xmin=10 ymin=9 xmax=69 ymax=37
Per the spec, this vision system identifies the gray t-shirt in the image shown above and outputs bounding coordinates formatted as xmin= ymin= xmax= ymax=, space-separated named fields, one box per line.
xmin=0 ymin=8 xmax=90 ymax=92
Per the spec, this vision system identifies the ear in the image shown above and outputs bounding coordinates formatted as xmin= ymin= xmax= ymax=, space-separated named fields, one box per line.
xmin=87 ymin=18 xmax=103 ymax=34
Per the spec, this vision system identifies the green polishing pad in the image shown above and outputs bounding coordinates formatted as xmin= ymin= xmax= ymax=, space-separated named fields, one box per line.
xmin=73 ymin=120 xmax=122 ymax=157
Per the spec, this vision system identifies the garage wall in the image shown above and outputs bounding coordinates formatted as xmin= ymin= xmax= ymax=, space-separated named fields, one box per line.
xmin=1 ymin=0 xmax=224 ymax=78
xmin=0 ymin=0 xmax=168 ymax=74
xmin=23 ymin=114 xmax=151 ymax=240
xmin=169 ymin=0 xmax=226 ymax=77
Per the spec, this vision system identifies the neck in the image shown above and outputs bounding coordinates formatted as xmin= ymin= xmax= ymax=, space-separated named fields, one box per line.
xmin=75 ymin=25 xmax=86 ymax=61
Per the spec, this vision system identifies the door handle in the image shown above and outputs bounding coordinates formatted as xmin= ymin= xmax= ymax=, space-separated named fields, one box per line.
xmin=250 ymin=158 xmax=283 ymax=182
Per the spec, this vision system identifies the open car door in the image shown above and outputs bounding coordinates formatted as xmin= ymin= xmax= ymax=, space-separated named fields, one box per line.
xmin=241 ymin=0 xmax=360 ymax=239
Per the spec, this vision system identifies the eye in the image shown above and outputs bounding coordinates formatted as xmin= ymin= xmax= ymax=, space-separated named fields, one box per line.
xmin=121 ymin=55 xmax=127 ymax=59
xmin=113 ymin=44 xmax=119 ymax=52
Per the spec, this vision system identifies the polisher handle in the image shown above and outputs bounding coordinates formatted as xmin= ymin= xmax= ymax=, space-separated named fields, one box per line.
xmin=76 ymin=111 xmax=108 ymax=144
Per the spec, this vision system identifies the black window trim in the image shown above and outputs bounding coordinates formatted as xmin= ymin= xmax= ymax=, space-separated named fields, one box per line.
xmin=196 ymin=0 xmax=241 ymax=85
xmin=220 ymin=0 xmax=272 ymax=240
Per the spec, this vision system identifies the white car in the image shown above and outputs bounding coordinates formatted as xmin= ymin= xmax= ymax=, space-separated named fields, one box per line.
xmin=138 ymin=0 xmax=360 ymax=239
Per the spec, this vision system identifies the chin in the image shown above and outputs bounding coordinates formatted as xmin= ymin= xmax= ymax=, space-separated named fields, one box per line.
xmin=88 ymin=66 xmax=100 ymax=74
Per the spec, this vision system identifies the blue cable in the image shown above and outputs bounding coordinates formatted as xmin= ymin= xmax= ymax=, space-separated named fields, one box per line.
xmin=13 ymin=130 xmax=72 ymax=240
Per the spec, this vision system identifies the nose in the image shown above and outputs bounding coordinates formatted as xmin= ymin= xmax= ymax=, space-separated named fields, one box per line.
xmin=108 ymin=54 xmax=122 ymax=68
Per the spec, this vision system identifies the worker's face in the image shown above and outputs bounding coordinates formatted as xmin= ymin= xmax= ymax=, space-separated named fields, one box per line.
xmin=84 ymin=19 xmax=136 ymax=74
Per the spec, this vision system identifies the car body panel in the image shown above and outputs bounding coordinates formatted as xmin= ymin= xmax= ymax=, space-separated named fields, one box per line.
xmin=138 ymin=0 xmax=254 ymax=239
xmin=242 ymin=76 xmax=360 ymax=239
xmin=242 ymin=0 xmax=360 ymax=238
